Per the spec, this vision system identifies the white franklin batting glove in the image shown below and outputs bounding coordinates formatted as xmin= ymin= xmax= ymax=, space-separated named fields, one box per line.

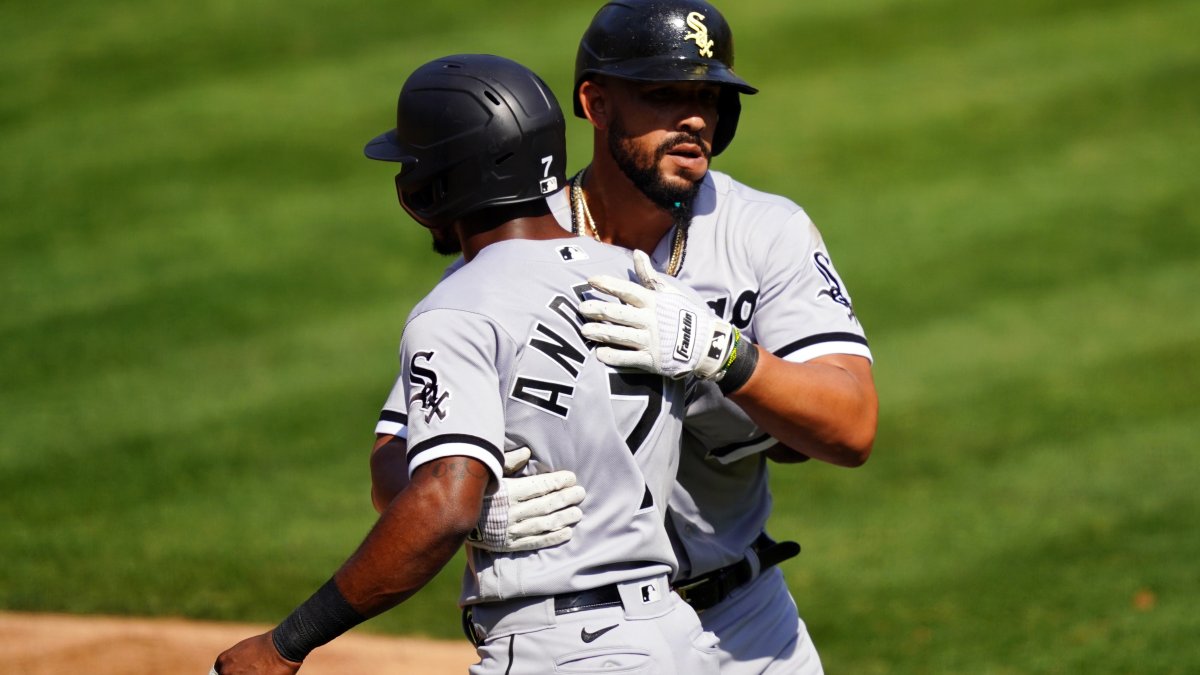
xmin=581 ymin=249 xmax=736 ymax=380
xmin=468 ymin=447 xmax=586 ymax=552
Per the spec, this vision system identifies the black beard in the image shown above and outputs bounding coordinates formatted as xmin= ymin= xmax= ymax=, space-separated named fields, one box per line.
xmin=431 ymin=239 xmax=461 ymax=256
xmin=608 ymin=115 xmax=705 ymax=220
xmin=429 ymin=226 xmax=462 ymax=256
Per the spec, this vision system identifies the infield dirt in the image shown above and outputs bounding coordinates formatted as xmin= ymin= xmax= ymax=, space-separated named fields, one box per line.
xmin=0 ymin=612 xmax=476 ymax=674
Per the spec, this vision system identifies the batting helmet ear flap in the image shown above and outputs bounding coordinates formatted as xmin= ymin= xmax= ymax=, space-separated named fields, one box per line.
xmin=395 ymin=173 xmax=444 ymax=230
xmin=712 ymin=89 xmax=742 ymax=157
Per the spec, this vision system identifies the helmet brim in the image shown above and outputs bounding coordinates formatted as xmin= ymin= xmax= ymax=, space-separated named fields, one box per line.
xmin=583 ymin=57 xmax=757 ymax=95
xmin=363 ymin=129 xmax=416 ymax=163
xmin=573 ymin=59 xmax=757 ymax=118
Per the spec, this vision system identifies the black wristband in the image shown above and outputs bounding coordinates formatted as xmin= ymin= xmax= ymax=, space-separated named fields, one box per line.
xmin=718 ymin=334 xmax=760 ymax=395
xmin=272 ymin=577 xmax=367 ymax=663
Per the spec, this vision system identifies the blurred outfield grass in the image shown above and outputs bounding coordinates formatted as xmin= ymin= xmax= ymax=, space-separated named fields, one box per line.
xmin=1 ymin=0 xmax=1197 ymax=672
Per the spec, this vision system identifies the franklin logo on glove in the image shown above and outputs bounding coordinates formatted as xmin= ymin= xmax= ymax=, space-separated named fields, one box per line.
xmin=673 ymin=310 xmax=696 ymax=361
xmin=581 ymin=250 xmax=739 ymax=383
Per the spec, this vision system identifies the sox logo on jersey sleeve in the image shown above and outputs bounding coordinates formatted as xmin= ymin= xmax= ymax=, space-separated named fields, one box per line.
xmin=813 ymin=252 xmax=856 ymax=322
xmin=408 ymin=351 xmax=450 ymax=423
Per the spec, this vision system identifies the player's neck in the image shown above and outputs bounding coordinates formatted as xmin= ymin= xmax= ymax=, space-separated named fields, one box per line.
xmin=584 ymin=148 xmax=676 ymax=255
xmin=459 ymin=212 xmax=571 ymax=262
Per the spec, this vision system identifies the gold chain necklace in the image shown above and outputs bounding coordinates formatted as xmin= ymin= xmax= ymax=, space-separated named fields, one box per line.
xmin=571 ymin=169 xmax=602 ymax=242
xmin=568 ymin=167 xmax=688 ymax=277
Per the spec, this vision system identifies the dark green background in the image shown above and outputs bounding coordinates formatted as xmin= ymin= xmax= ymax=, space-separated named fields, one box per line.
xmin=3 ymin=1 xmax=1197 ymax=672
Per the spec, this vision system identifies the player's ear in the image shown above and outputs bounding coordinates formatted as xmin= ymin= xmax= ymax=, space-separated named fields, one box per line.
xmin=578 ymin=79 xmax=610 ymax=131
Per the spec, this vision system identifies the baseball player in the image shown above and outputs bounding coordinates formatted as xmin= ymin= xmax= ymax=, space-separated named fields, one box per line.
xmin=369 ymin=3 xmax=877 ymax=673
xmin=215 ymin=55 xmax=723 ymax=674
xmin=560 ymin=2 xmax=878 ymax=672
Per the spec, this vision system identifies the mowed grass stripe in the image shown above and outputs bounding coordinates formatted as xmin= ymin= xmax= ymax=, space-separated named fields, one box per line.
xmin=0 ymin=373 xmax=417 ymax=620
xmin=797 ymin=429 xmax=1198 ymax=675
xmin=803 ymin=52 xmax=1199 ymax=332
xmin=778 ymin=379 xmax=1198 ymax=671
xmin=772 ymin=260 xmax=1198 ymax=672
xmin=875 ymin=260 xmax=1200 ymax=409
xmin=771 ymin=260 xmax=1200 ymax=521
xmin=0 ymin=11 xmax=589 ymax=327
xmin=735 ymin=0 xmax=1199 ymax=191
xmin=735 ymin=0 xmax=1165 ymax=73
xmin=854 ymin=168 xmax=1197 ymax=335
xmin=0 ymin=282 xmax=425 ymax=464
xmin=0 ymin=1 xmax=591 ymax=128
xmin=807 ymin=481 xmax=1198 ymax=674
xmin=729 ymin=0 xmax=1199 ymax=335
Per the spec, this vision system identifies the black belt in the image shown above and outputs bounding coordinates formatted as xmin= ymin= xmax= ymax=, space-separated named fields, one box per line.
xmin=553 ymin=584 xmax=623 ymax=614
xmin=461 ymin=584 xmax=624 ymax=646
xmin=673 ymin=533 xmax=801 ymax=612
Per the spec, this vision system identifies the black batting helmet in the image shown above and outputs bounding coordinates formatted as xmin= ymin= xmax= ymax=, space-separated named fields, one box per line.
xmin=574 ymin=0 xmax=757 ymax=156
xmin=365 ymin=54 xmax=567 ymax=222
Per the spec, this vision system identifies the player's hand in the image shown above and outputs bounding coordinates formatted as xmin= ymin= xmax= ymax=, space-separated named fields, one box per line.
xmin=501 ymin=445 xmax=533 ymax=474
xmin=212 ymin=632 xmax=302 ymax=674
xmin=469 ymin=447 xmax=586 ymax=552
xmin=582 ymin=249 xmax=735 ymax=380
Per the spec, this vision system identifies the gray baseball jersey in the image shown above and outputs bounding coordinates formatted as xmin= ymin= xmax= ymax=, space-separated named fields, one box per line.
xmin=546 ymin=170 xmax=872 ymax=579
xmin=375 ymin=237 xmax=699 ymax=604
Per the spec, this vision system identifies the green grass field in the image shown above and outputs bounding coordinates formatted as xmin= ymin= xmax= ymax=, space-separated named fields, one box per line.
xmin=2 ymin=0 xmax=1197 ymax=672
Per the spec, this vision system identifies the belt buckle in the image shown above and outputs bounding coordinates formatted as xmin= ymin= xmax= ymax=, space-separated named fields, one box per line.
xmin=674 ymin=574 xmax=721 ymax=612
xmin=674 ymin=575 xmax=707 ymax=597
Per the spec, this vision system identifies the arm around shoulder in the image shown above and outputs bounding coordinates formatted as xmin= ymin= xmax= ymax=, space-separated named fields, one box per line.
xmin=340 ymin=454 xmax=491 ymax=615
xmin=728 ymin=351 xmax=877 ymax=468
xmin=215 ymin=455 xmax=490 ymax=673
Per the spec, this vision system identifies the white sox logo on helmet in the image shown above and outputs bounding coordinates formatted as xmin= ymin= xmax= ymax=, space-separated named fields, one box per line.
xmin=684 ymin=12 xmax=714 ymax=58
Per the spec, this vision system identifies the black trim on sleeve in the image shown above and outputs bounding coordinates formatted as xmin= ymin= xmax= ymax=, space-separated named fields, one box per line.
xmin=408 ymin=433 xmax=504 ymax=468
xmin=774 ymin=332 xmax=869 ymax=360
xmin=710 ymin=433 xmax=773 ymax=459
xmin=379 ymin=409 xmax=408 ymax=425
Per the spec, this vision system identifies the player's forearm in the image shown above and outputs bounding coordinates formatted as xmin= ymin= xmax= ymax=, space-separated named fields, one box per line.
xmin=254 ymin=457 xmax=488 ymax=666
xmin=340 ymin=457 xmax=488 ymax=616
xmin=729 ymin=352 xmax=877 ymax=467
xmin=370 ymin=434 xmax=411 ymax=513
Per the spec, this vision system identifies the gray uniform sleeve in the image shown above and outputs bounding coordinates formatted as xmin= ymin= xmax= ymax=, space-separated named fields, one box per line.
xmin=682 ymin=206 xmax=872 ymax=466
xmin=375 ymin=373 xmax=408 ymax=439
xmin=398 ymin=309 xmax=508 ymax=481
xmin=751 ymin=209 xmax=872 ymax=364
xmin=373 ymin=258 xmax=471 ymax=441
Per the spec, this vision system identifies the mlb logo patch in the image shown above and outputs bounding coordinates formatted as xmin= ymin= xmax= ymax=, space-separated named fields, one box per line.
xmin=640 ymin=582 xmax=662 ymax=604
xmin=558 ymin=245 xmax=589 ymax=262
